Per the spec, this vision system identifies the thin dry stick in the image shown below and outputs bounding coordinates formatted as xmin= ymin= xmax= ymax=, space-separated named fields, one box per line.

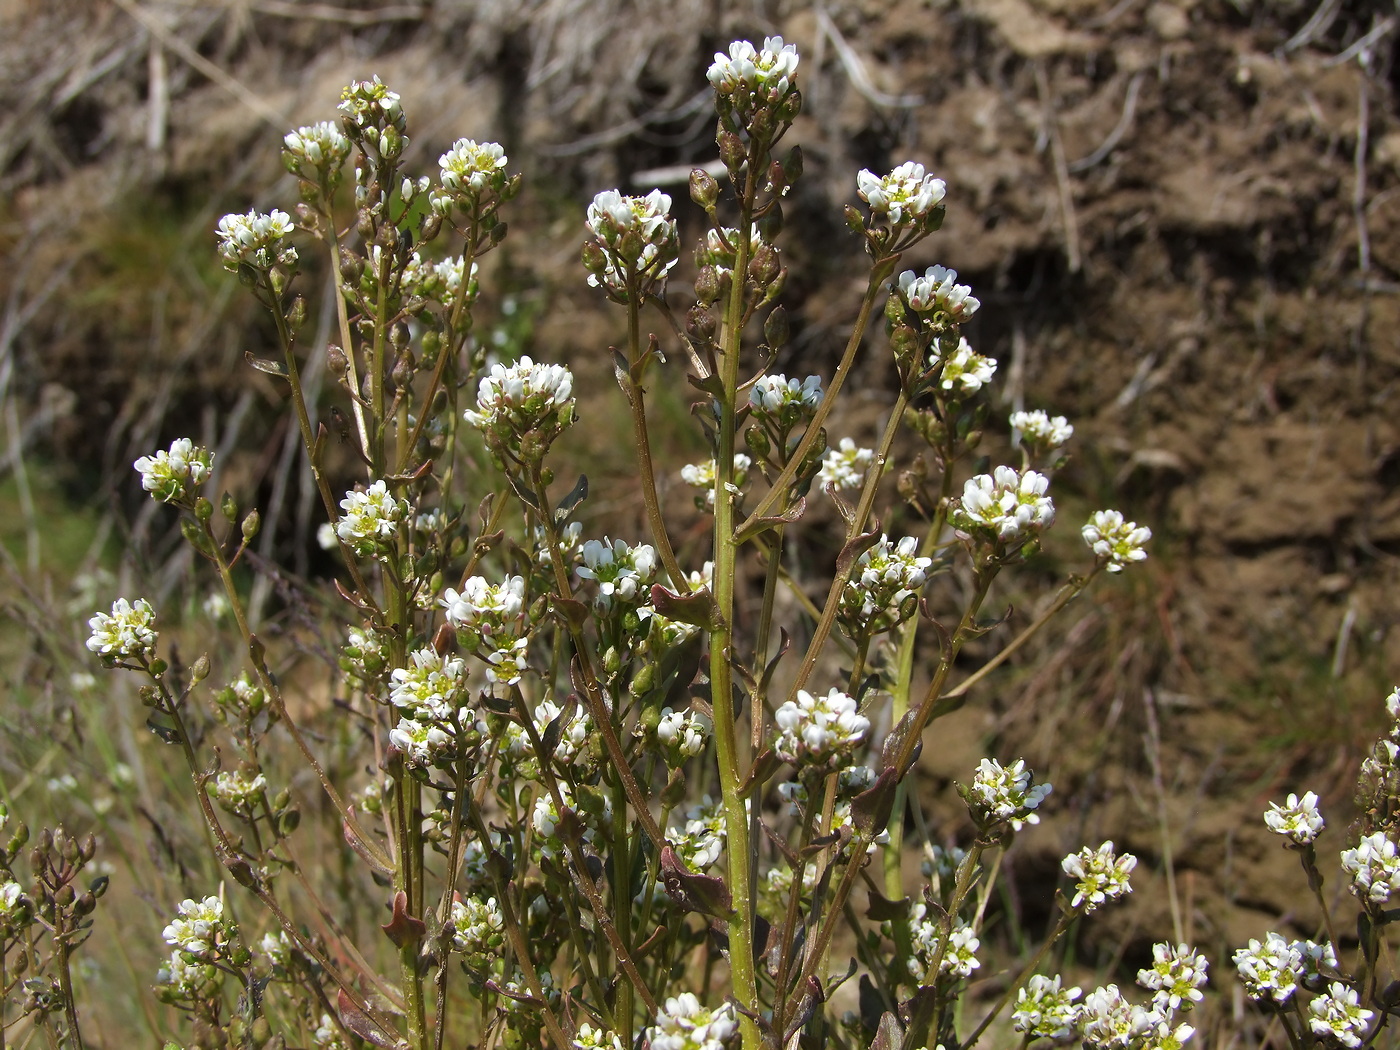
xmin=1142 ymin=687 xmax=1184 ymax=945
xmin=1068 ymin=71 xmax=1145 ymax=173
xmin=1034 ymin=62 xmax=1082 ymax=274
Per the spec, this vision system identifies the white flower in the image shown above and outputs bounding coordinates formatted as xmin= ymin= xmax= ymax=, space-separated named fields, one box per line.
xmin=576 ymin=537 xmax=658 ymax=606
xmin=313 ymin=1011 xmax=348 ymax=1049
xmin=441 ymin=575 xmax=530 ymax=683
xmin=1012 ymin=974 xmax=1081 ymax=1040
xmin=437 ymin=139 xmax=507 ymax=197
xmin=388 ymin=649 xmax=469 ymax=720
xmin=532 ymin=782 xmax=609 ymax=861
xmin=773 ymin=687 xmax=869 ymax=768
xmin=696 ymin=227 xmax=763 ymax=279
xmin=519 ymin=698 xmax=591 ymax=765
xmin=1295 ymin=938 xmax=1338 ymax=982
xmin=463 ymin=356 xmax=576 ymax=461
xmin=1232 ymin=932 xmax=1302 ymax=1002
xmin=389 ymin=716 xmax=456 ymax=767
xmin=162 ymin=896 xmax=228 ymax=957
xmin=966 ymin=758 xmax=1051 ymax=831
xmin=647 ymin=992 xmax=738 ymax=1050
xmin=157 ymin=948 xmax=218 ymax=998
xmin=1074 ymin=984 xmax=1158 ymax=1049
xmin=282 ymin=121 xmax=351 ymax=179
xmin=86 ymin=598 xmax=158 ymax=661
xmin=572 ymin=1023 xmax=624 ymax=1050
xmin=134 ymin=438 xmax=214 ymax=503
xmin=1083 ymin=510 xmax=1152 ymax=572
xmin=897 ymin=265 xmax=980 ymax=323
xmin=857 ymin=162 xmax=946 ymax=227
xmin=1137 ymin=942 xmax=1209 ymax=1012
xmin=1010 ymin=409 xmax=1073 ymax=451
xmin=215 ymin=208 xmax=296 ymax=271
xmin=681 ymin=454 xmax=751 ymax=508
xmin=749 ymin=374 xmax=822 ymax=424
xmin=908 ymin=918 xmax=980 ymax=983
xmin=211 ymin=770 xmax=267 ymax=812
xmin=817 ymin=437 xmax=873 ymax=492
xmin=1062 ymin=841 xmax=1136 ymax=912
xmin=1264 ymin=791 xmax=1324 ymax=845
xmin=449 ymin=895 xmax=504 ymax=965
xmin=336 ymin=480 xmax=407 ymax=557
xmin=402 ymin=252 xmax=478 ymax=310
xmin=657 ymin=707 xmax=712 ymax=764
xmin=585 ymin=189 xmax=679 ymax=295
xmin=1308 ymin=981 xmax=1373 ymax=1048
xmin=953 ymin=465 xmax=1055 ymax=543
xmin=938 ymin=337 xmax=997 ymax=393
xmin=839 ymin=534 xmax=932 ymax=637
xmin=1340 ymin=831 xmax=1400 ymax=903
xmin=707 ymin=36 xmax=799 ymax=98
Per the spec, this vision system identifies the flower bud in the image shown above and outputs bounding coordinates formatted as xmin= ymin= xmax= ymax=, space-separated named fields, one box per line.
xmin=749 ymin=242 xmax=780 ymax=286
xmin=694 ymin=266 xmax=722 ymax=305
xmin=241 ymin=510 xmax=261 ymax=541
xmin=581 ymin=240 xmax=608 ymax=275
xmin=195 ymin=497 xmax=214 ymax=523
xmin=285 ymin=295 xmax=306 ymax=330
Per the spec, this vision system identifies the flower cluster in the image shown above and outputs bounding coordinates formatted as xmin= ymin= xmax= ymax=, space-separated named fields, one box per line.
xmin=657 ymin=707 xmax=712 ymax=766
xmin=1264 ymin=791 xmax=1324 ymax=846
xmin=163 ymin=895 xmax=233 ymax=958
xmin=584 ymin=189 xmax=679 ymax=300
xmin=215 ymin=208 xmax=297 ymax=272
xmin=336 ymin=480 xmax=408 ymax=558
xmin=965 ymin=758 xmax=1051 ymax=832
xmin=86 ymin=597 xmax=158 ymax=662
xmin=1308 ymin=982 xmax=1373 ymax=1048
xmin=695 ymin=226 xmax=763 ymax=280
xmin=1062 ymin=841 xmax=1136 ymax=912
xmin=133 ymin=438 xmax=214 ymax=504
xmin=532 ymin=781 xmax=609 ymax=861
xmin=937 ymin=337 xmax=997 ymax=394
xmin=573 ymin=1024 xmax=625 ymax=1050
xmin=707 ymin=36 xmax=800 ymax=132
xmin=282 ymin=121 xmax=351 ymax=185
xmin=1011 ymin=409 xmax=1074 ymax=454
xmin=857 ymin=162 xmax=946 ymax=230
xmin=463 ymin=356 xmax=576 ymax=465
xmin=681 ymin=454 xmax=752 ymax=509
xmin=897 ymin=265 xmax=980 ymax=326
xmin=773 ymin=687 xmax=869 ymax=769
xmin=952 ymin=466 xmax=1055 ymax=546
xmin=509 ymin=698 xmax=592 ymax=767
xmin=337 ymin=76 xmax=405 ymax=159
xmin=1083 ymin=510 xmax=1152 ymax=573
xmin=665 ymin=796 xmax=726 ymax=875
xmin=817 ymin=437 xmax=873 ymax=492
xmin=402 ymin=252 xmax=478 ymax=311
xmin=749 ymin=373 xmax=822 ymax=429
xmin=838 ymin=535 xmax=932 ymax=638
xmin=449 ymin=894 xmax=504 ymax=970
xmin=647 ymin=992 xmax=738 ymax=1050
xmin=434 ymin=139 xmax=509 ymax=215
xmin=211 ymin=770 xmax=267 ymax=814
xmin=388 ymin=649 xmax=470 ymax=720
xmin=1340 ymin=831 xmax=1400 ymax=903
xmin=442 ymin=575 xmax=530 ymax=684
xmin=1074 ymin=984 xmax=1193 ymax=1050
xmin=776 ymin=766 xmax=885 ymax=855
xmin=908 ymin=918 xmax=980 ymax=984
xmin=576 ymin=537 xmax=658 ymax=607
xmin=1012 ymin=975 xmax=1082 ymax=1040
xmin=1137 ymin=943 xmax=1209 ymax=1012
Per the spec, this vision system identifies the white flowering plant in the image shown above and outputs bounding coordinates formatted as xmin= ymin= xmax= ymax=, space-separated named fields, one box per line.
xmin=51 ymin=50 xmax=1217 ymax=1050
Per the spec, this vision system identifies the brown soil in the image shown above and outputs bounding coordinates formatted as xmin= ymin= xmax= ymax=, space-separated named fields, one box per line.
xmin=3 ymin=0 xmax=1400 ymax=1039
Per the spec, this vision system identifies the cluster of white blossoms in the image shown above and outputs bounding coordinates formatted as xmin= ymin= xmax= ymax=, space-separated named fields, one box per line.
xmin=952 ymin=465 xmax=1055 ymax=545
xmin=336 ymin=480 xmax=409 ymax=558
xmin=1012 ymin=975 xmax=1082 ymax=1040
xmin=435 ymin=139 xmax=508 ymax=208
xmin=216 ymin=208 xmax=297 ymax=272
xmin=576 ymin=537 xmax=659 ymax=607
xmin=1083 ymin=510 xmax=1153 ymax=573
xmin=1233 ymin=932 xmax=1337 ymax=1003
xmin=1137 ymin=943 xmax=1209 ymax=1012
xmin=681 ymin=454 xmax=752 ymax=508
xmin=1340 ymin=831 xmax=1400 ymax=903
xmin=657 ymin=707 xmax=712 ymax=766
xmin=772 ymin=687 xmax=870 ymax=769
xmin=965 ymin=758 xmax=1051 ymax=832
xmin=388 ymin=648 xmax=470 ymax=720
xmin=695 ymin=226 xmax=763 ymax=280
xmin=572 ymin=1023 xmax=625 ymax=1050
xmin=163 ymin=895 xmax=233 ymax=958
xmin=908 ymin=918 xmax=980 ymax=984
xmin=817 ymin=437 xmax=873 ymax=492
xmin=584 ymin=189 xmax=679 ymax=297
xmin=1263 ymin=790 xmax=1324 ymax=845
xmin=1011 ymin=409 xmax=1074 ymax=453
xmin=1062 ymin=841 xmax=1137 ymax=912
xmin=282 ymin=121 xmax=351 ymax=182
xmin=449 ymin=894 xmax=504 ymax=969
xmin=857 ymin=162 xmax=946 ymax=228
xmin=532 ymin=781 xmax=609 ymax=862
xmin=509 ymin=697 xmax=592 ymax=766
xmin=935 ymin=337 xmax=997 ymax=395
xmin=211 ymin=770 xmax=267 ymax=813
xmin=337 ymin=75 xmax=405 ymax=161
xmin=664 ymin=796 xmax=727 ymax=876
xmin=707 ymin=35 xmax=799 ymax=104
xmin=442 ymin=575 xmax=530 ymax=684
xmin=1308 ymin=982 xmax=1374 ymax=1048
xmin=86 ymin=597 xmax=158 ymax=662
xmin=463 ymin=356 xmax=576 ymax=463
xmin=839 ymin=535 xmax=932 ymax=637
xmin=402 ymin=252 xmax=478 ymax=311
xmin=647 ymin=992 xmax=738 ymax=1050
xmin=897 ymin=265 xmax=980 ymax=325
xmin=1074 ymin=984 xmax=1194 ymax=1050
xmin=749 ymin=373 xmax=822 ymax=427
xmin=133 ymin=438 xmax=214 ymax=504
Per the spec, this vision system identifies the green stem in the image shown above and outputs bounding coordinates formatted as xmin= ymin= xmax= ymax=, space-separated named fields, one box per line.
xmin=625 ymin=297 xmax=685 ymax=588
